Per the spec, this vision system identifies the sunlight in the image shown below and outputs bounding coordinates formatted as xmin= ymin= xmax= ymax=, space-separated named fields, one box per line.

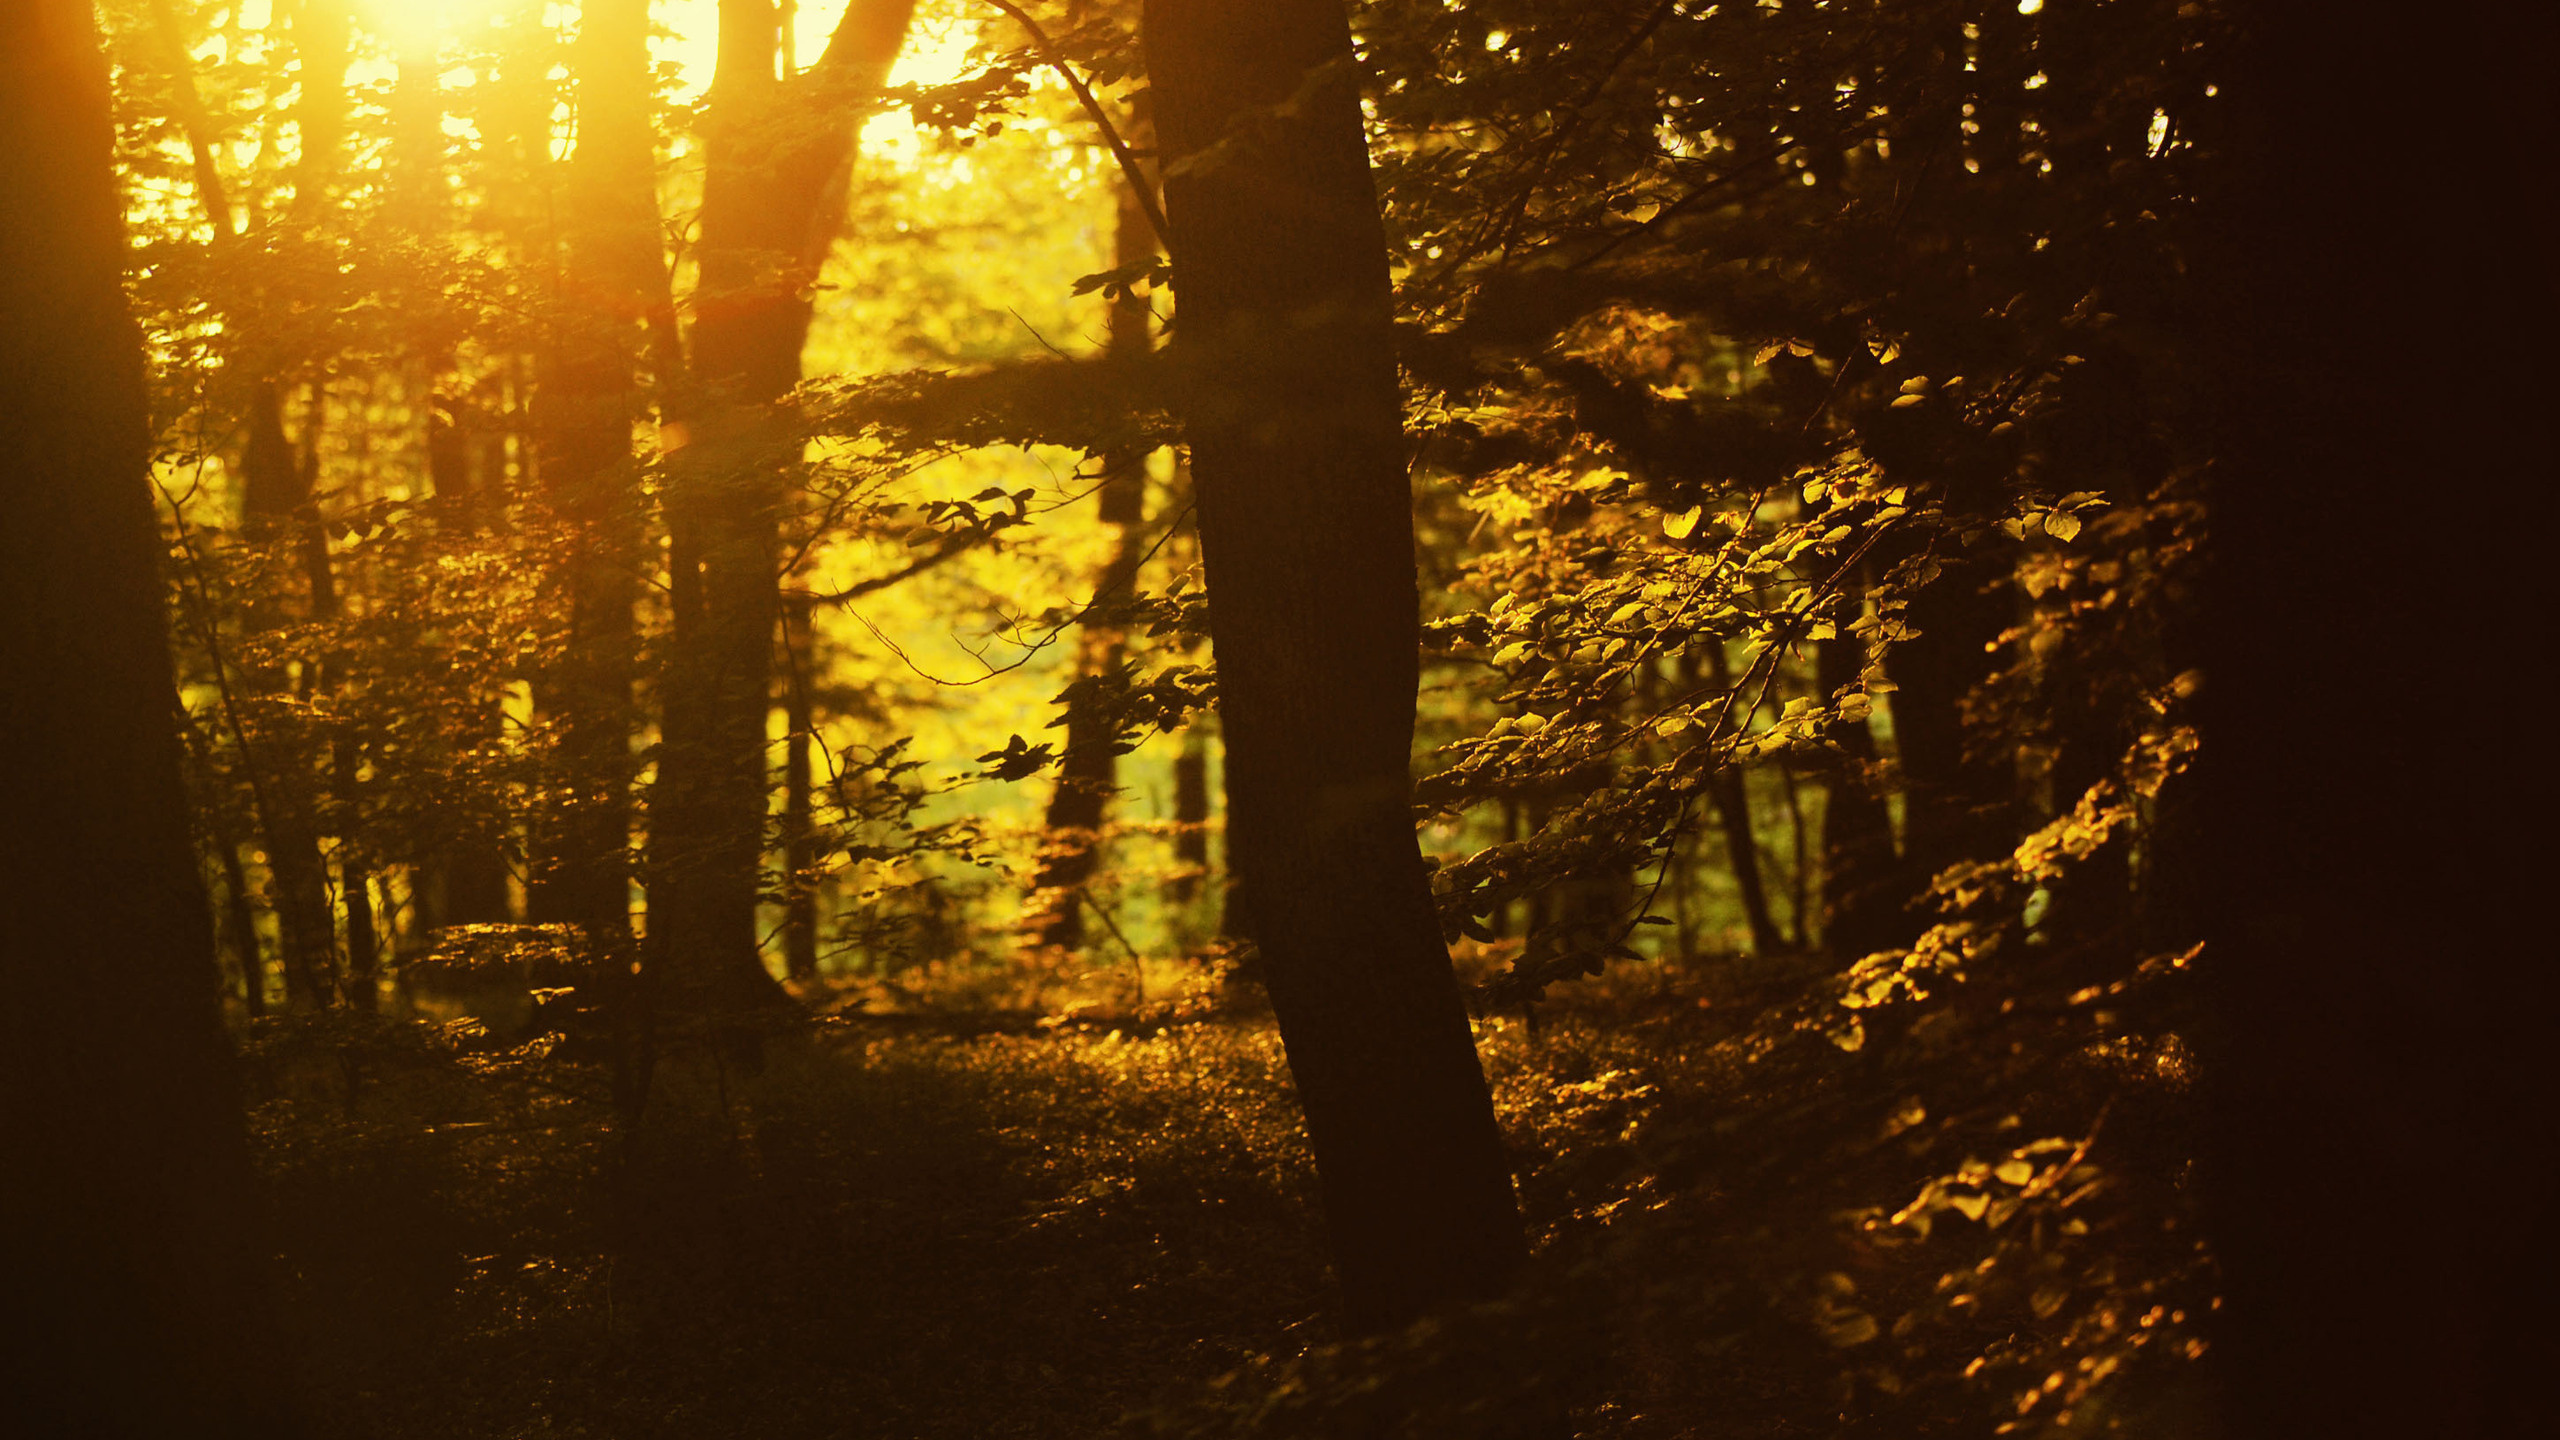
xmin=355 ymin=0 xmax=508 ymax=58
xmin=655 ymin=0 xmax=985 ymax=100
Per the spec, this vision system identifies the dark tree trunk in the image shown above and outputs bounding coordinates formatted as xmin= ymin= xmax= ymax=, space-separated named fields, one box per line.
xmin=240 ymin=385 xmax=340 ymax=1006
xmin=2199 ymin=6 xmax=2544 ymax=1435
xmin=1031 ymin=152 xmax=1161 ymax=947
xmin=1776 ymin=760 xmax=1809 ymax=950
xmin=0 ymin=6 xmax=294 ymax=1429
xmin=422 ymin=401 xmax=515 ymax=927
xmin=1169 ymin=726 xmax=1211 ymax=905
xmin=1815 ymin=631 xmax=1899 ymax=956
xmin=1699 ymin=643 xmax=1785 ymax=954
xmin=1143 ymin=0 xmax=1526 ymax=1335
xmin=235 ymin=0 xmax=351 ymax=1001
xmin=1880 ymin=542 xmax=2014 ymax=898
xmin=525 ymin=0 xmax=665 ymax=948
xmin=651 ymin=0 xmax=912 ymax=1015
xmin=334 ymin=736 xmax=378 ymax=1010
xmin=214 ymin=835 xmax=269 ymax=1016
xmin=779 ymin=591 xmax=821 ymax=980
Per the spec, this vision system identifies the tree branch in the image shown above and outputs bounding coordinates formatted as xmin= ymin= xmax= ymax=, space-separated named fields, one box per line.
xmin=979 ymin=0 xmax=1172 ymax=256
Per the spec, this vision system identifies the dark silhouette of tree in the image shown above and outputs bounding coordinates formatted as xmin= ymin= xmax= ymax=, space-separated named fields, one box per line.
xmin=1142 ymin=0 xmax=1527 ymax=1334
xmin=528 ymin=0 xmax=673 ymax=953
xmin=1699 ymin=641 xmax=1786 ymax=954
xmin=651 ymin=0 xmax=915 ymax=1019
xmin=2200 ymin=4 xmax=2546 ymax=1436
xmin=0 ymin=2 xmax=293 ymax=1429
xmin=1030 ymin=131 xmax=1162 ymax=949
xmin=1814 ymin=631 xmax=1898 ymax=957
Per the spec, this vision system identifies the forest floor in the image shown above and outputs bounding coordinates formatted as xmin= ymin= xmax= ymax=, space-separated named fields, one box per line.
xmin=240 ymin=945 xmax=2216 ymax=1439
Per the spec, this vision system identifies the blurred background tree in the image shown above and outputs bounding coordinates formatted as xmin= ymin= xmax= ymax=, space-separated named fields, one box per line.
xmin=52 ymin=0 xmax=2534 ymax=1435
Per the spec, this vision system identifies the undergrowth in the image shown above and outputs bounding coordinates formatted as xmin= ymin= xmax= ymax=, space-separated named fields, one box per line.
xmin=243 ymin=935 xmax=2212 ymax=1438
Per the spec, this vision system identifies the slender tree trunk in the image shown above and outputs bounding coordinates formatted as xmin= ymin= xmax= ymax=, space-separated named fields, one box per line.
xmin=241 ymin=384 xmax=340 ymax=1005
xmin=1169 ymin=727 xmax=1210 ymax=904
xmin=1144 ymin=0 xmax=1526 ymax=1335
xmin=1699 ymin=643 xmax=1785 ymax=954
xmin=527 ymin=0 xmax=669 ymax=949
xmin=237 ymin=0 xmax=352 ymax=1002
xmin=1025 ymin=542 xmax=1139 ymax=945
xmin=1880 ymin=542 xmax=2014 ymax=897
xmin=215 ymin=837 xmax=270 ymax=1016
xmin=652 ymin=0 xmax=912 ymax=1015
xmin=1030 ymin=143 xmax=1162 ymax=947
xmin=334 ymin=734 xmax=378 ymax=1009
xmin=1777 ymin=759 xmax=1809 ymax=950
xmin=1816 ymin=630 xmax=1899 ymax=955
xmin=417 ymin=400 xmax=517 ymax=925
xmin=1 ymin=6 xmax=293 ymax=1428
xmin=779 ymin=590 xmax=821 ymax=980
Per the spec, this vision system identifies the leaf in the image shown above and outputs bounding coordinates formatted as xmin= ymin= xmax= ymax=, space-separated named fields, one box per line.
xmin=1890 ymin=393 xmax=1925 ymax=409
xmin=1663 ymin=505 xmax=1704 ymax=539
xmin=1493 ymin=640 xmax=1534 ymax=666
xmin=1994 ymin=1158 xmax=2036 ymax=1186
xmin=2043 ymin=511 xmax=2083 ymax=542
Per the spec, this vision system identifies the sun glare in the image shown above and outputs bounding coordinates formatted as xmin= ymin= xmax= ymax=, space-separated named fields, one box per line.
xmin=654 ymin=1 xmax=984 ymax=99
xmin=649 ymin=1 xmax=985 ymax=159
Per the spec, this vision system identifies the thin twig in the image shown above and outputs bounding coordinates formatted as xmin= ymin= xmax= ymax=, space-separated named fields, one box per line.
xmin=980 ymin=0 xmax=1172 ymax=255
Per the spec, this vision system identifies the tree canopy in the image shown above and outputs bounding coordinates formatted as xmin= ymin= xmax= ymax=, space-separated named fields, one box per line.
xmin=2 ymin=0 xmax=2536 ymax=1434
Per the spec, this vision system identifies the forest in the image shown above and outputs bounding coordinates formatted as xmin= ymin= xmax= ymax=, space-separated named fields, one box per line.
xmin=0 ymin=0 xmax=2540 ymax=1436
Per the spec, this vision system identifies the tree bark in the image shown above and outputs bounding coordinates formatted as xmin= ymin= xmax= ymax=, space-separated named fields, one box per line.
xmin=527 ymin=0 xmax=672 ymax=948
xmin=1815 ymin=631 xmax=1899 ymax=956
xmin=235 ymin=0 xmax=352 ymax=1001
xmin=1699 ymin=642 xmax=1785 ymax=954
xmin=0 ymin=4 xmax=294 ymax=1428
xmin=651 ymin=0 xmax=912 ymax=1015
xmin=1143 ymin=0 xmax=1526 ymax=1335
xmin=1880 ymin=542 xmax=2014 ymax=900
xmin=2199 ymin=6 xmax=2544 ymax=1434
xmin=779 ymin=590 xmax=821 ymax=980
xmin=1030 ymin=138 xmax=1162 ymax=947
xmin=1169 ymin=726 xmax=1211 ymax=905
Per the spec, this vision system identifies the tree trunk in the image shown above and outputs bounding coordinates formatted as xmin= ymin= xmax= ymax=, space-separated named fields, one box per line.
xmin=1169 ymin=726 xmax=1211 ymax=905
xmin=237 ymin=0 xmax=351 ymax=1001
xmin=1143 ymin=0 xmax=1526 ymax=1335
xmin=240 ymin=383 xmax=341 ymax=1005
xmin=1815 ymin=631 xmax=1899 ymax=956
xmin=2199 ymin=7 xmax=2541 ymax=1433
xmin=651 ymin=0 xmax=912 ymax=1015
xmin=526 ymin=0 xmax=670 ymax=950
xmin=1699 ymin=643 xmax=1785 ymax=954
xmin=1030 ymin=142 xmax=1162 ymax=947
xmin=779 ymin=590 xmax=821 ymax=980
xmin=0 ymin=6 xmax=293 ymax=1428
xmin=1880 ymin=543 xmax=2015 ymax=898
xmin=420 ymin=399 xmax=516 ymax=926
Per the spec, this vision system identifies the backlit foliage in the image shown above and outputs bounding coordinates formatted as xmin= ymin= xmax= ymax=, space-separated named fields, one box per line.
xmin=107 ymin=0 xmax=2218 ymax=1433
